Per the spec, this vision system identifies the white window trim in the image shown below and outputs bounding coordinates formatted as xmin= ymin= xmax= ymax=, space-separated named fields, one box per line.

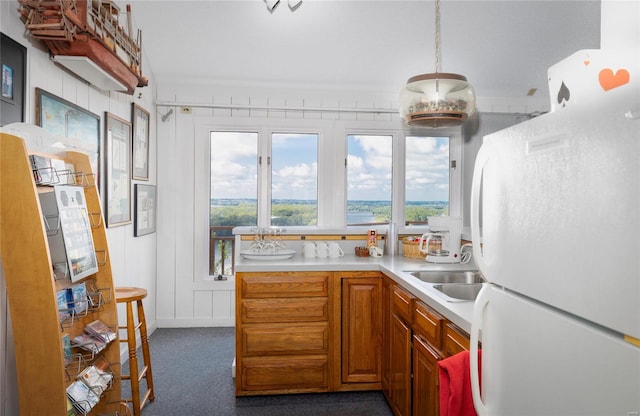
xmin=197 ymin=117 xmax=463 ymax=278
xmin=337 ymin=120 xmax=463 ymax=234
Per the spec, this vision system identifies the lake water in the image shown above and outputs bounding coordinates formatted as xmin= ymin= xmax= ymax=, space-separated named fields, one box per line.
xmin=347 ymin=211 xmax=376 ymax=224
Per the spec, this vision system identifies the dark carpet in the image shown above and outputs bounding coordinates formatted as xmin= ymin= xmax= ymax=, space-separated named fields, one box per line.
xmin=122 ymin=327 xmax=393 ymax=415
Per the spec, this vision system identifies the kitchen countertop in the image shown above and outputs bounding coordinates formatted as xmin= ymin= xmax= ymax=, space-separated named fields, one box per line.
xmin=235 ymin=254 xmax=478 ymax=334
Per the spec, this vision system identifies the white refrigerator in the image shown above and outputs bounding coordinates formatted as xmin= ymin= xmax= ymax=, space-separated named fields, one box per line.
xmin=469 ymin=50 xmax=640 ymax=415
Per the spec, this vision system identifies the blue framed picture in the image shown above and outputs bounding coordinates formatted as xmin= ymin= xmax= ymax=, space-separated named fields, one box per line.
xmin=2 ymin=64 xmax=13 ymax=100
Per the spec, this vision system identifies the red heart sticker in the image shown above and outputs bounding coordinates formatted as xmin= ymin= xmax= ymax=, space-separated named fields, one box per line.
xmin=599 ymin=68 xmax=630 ymax=91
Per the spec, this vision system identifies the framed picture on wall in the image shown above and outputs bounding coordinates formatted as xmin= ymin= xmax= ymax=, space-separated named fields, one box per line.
xmin=35 ymin=88 xmax=101 ymax=186
xmin=132 ymin=103 xmax=150 ymax=180
xmin=1 ymin=33 xmax=26 ymax=126
xmin=2 ymin=63 xmax=14 ymax=100
xmin=105 ymin=112 xmax=132 ymax=227
xmin=134 ymin=184 xmax=156 ymax=237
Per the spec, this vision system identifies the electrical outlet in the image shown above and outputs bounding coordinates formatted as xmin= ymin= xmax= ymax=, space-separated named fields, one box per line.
xmin=180 ymin=106 xmax=192 ymax=114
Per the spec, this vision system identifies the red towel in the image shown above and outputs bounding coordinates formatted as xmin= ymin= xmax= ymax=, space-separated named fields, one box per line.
xmin=438 ymin=350 xmax=482 ymax=416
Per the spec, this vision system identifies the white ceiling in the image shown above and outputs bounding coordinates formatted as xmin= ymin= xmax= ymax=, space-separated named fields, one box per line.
xmin=127 ymin=0 xmax=601 ymax=103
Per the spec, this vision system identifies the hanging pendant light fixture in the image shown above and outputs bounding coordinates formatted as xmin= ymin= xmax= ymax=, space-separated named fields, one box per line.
xmin=399 ymin=0 xmax=476 ymax=128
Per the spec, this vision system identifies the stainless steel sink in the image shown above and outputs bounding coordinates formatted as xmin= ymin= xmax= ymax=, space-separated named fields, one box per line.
xmin=432 ymin=283 xmax=483 ymax=301
xmin=405 ymin=270 xmax=484 ymax=284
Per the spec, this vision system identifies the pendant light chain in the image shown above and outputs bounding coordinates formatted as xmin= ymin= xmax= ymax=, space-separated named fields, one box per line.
xmin=434 ymin=0 xmax=441 ymax=73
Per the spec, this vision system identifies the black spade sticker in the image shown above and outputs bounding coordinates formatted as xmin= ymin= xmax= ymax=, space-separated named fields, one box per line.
xmin=557 ymin=82 xmax=570 ymax=107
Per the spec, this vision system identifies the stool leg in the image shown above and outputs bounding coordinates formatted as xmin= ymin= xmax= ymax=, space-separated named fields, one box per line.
xmin=126 ymin=301 xmax=142 ymax=416
xmin=136 ymin=298 xmax=155 ymax=402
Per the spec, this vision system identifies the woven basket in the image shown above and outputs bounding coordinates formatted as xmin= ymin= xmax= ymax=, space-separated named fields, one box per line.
xmin=402 ymin=237 xmax=427 ymax=259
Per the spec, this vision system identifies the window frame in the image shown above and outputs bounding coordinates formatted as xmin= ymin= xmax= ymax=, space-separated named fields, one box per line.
xmin=269 ymin=131 xmax=320 ymax=227
xmin=198 ymin=117 xmax=463 ymax=277
xmin=201 ymin=118 xmax=329 ymax=230
xmin=344 ymin=130 xmax=395 ymax=226
xmin=340 ymin=121 xmax=462 ymax=235
xmin=403 ymin=132 xmax=461 ymax=227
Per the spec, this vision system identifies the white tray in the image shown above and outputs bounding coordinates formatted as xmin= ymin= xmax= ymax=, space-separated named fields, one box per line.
xmin=240 ymin=249 xmax=296 ymax=261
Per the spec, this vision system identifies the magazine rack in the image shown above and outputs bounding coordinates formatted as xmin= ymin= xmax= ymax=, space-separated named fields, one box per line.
xmin=0 ymin=132 xmax=124 ymax=415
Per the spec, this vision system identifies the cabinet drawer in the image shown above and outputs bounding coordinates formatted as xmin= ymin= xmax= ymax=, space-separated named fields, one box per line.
xmin=240 ymin=356 xmax=329 ymax=392
xmin=413 ymin=301 xmax=444 ymax=350
xmin=241 ymin=297 xmax=328 ymax=323
xmin=392 ymin=285 xmax=415 ymax=324
xmin=443 ymin=323 xmax=470 ymax=356
xmin=239 ymin=273 xmax=329 ymax=298
xmin=240 ymin=323 xmax=329 ymax=356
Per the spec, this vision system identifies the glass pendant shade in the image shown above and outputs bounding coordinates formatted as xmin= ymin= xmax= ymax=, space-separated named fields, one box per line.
xmin=399 ymin=72 xmax=476 ymax=128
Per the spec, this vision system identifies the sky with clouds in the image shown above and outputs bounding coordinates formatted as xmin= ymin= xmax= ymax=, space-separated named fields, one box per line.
xmin=211 ymin=132 xmax=449 ymax=202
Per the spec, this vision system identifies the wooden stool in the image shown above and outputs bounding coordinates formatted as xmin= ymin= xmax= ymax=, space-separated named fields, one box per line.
xmin=115 ymin=287 xmax=155 ymax=416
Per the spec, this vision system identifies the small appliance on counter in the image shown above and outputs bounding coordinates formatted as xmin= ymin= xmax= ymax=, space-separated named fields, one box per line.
xmin=418 ymin=216 xmax=462 ymax=263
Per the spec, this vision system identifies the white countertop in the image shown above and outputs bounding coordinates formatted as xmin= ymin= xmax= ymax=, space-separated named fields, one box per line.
xmin=235 ymin=253 xmax=478 ymax=334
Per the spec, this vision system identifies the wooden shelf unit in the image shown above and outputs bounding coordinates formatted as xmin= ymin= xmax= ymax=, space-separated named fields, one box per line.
xmin=0 ymin=133 xmax=122 ymax=415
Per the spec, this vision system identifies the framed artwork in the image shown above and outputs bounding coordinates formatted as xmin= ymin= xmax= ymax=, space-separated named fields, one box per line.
xmin=132 ymin=103 xmax=150 ymax=180
xmin=134 ymin=184 xmax=156 ymax=237
xmin=2 ymin=63 xmax=14 ymax=100
xmin=35 ymin=88 xmax=101 ymax=185
xmin=1 ymin=33 xmax=26 ymax=125
xmin=105 ymin=112 xmax=132 ymax=227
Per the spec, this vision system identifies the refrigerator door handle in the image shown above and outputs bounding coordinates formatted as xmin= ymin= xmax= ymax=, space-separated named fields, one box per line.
xmin=470 ymin=143 xmax=490 ymax=276
xmin=470 ymin=284 xmax=489 ymax=416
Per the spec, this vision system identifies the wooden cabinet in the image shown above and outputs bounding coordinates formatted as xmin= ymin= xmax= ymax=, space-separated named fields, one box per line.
xmin=389 ymin=312 xmax=413 ymax=416
xmin=414 ymin=300 xmax=445 ymax=351
xmin=236 ymin=270 xmax=383 ymax=395
xmin=387 ymin=285 xmax=415 ymax=416
xmin=0 ymin=133 xmax=121 ymax=415
xmin=413 ymin=335 xmax=441 ymax=416
xmin=384 ymin=278 xmax=472 ymax=416
xmin=340 ymin=274 xmax=382 ymax=385
xmin=381 ymin=275 xmax=392 ymax=395
xmin=443 ymin=322 xmax=471 ymax=356
xmin=391 ymin=284 xmax=414 ymax=325
xmin=236 ymin=271 xmax=330 ymax=395
xmin=235 ymin=268 xmax=474 ymax=409
xmin=412 ymin=303 xmax=446 ymax=416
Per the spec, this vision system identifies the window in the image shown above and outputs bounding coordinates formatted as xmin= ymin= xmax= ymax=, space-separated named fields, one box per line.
xmin=271 ymin=133 xmax=318 ymax=226
xmin=210 ymin=131 xmax=258 ymax=275
xmin=206 ymin=120 xmax=461 ymax=276
xmin=209 ymin=130 xmax=319 ymax=275
xmin=210 ymin=131 xmax=259 ymax=227
xmin=404 ymin=135 xmax=450 ymax=225
xmin=346 ymin=134 xmax=392 ymax=225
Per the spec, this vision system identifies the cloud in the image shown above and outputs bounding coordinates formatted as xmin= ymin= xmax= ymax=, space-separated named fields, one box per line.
xmin=347 ymin=135 xmax=392 ymax=199
xmin=404 ymin=137 xmax=450 ymax=201
xmin=352 ymin=135 xmax=392 ymax=171
xmin=347 ymin=154 xmax=364 ymax=171
xmin=211 ymin=132 xmax=258 ymax=198
xmin=272 ymin=162 xmax=318 ymax=198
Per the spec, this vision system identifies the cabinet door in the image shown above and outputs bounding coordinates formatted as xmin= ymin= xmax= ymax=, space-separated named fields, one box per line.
xmin=443 ymin=323 xmax=470 ymax=357
xmin=381 ymin=276 xmax=391 ymax=396
xmin=389 ymin=313 xmax=412 ymax=416
xmin=413 ymin=335 xmax=442 ymax=416
xmin=341 ymin=277 xmax=382 ymax=383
